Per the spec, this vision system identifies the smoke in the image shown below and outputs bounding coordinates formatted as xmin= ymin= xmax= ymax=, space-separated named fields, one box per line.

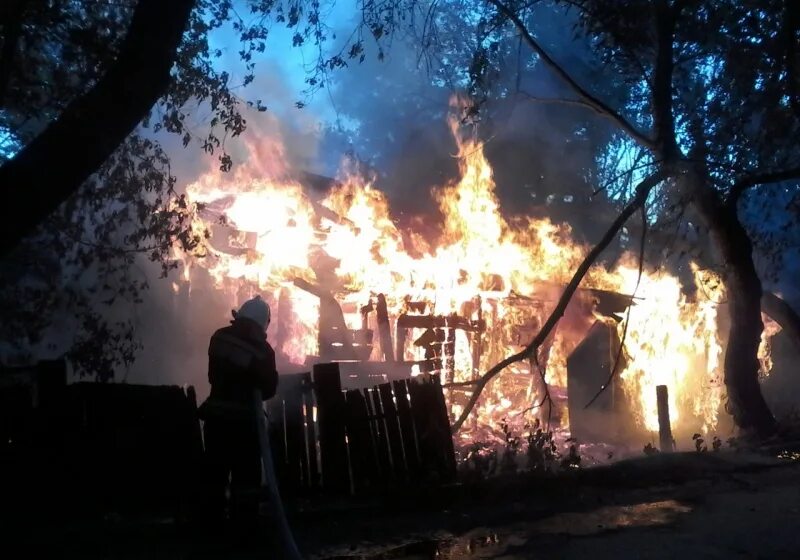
xmin=119 ymin=2 xmax=625 ymax=398
xmin=108 ymin=1 xmax=800 ymax=426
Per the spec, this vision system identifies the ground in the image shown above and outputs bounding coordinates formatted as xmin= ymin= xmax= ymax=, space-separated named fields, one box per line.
xmin=13 ymin=448 xmax=800 ymax=559
xmin=303 ymin=450 xmax=800 ymax=559
xmin=314 ymin=466 xmax=800 ymax=559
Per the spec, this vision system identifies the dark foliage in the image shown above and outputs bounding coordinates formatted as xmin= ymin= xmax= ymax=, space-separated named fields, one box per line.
xmin=0 ymin=0 xmax=396 ymax=376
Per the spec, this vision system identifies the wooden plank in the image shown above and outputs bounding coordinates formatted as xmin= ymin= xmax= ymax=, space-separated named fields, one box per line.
xmin=408 ymin=375 xmax=457 ymax=483
xmin=407 ymin=377 xmax=435 ymax=480
xmin=395 ymin=319 xmax=407 ymax=363
xmin=443 ymin=328 xmax=456 ymax=384
xmin=360 ymin=388 xmax=383 ymax=481
xmin=366 ymin=387 xmax=392 ymax=482
xmin=266 ymin=396 xmax=287 ymax=489
xmin=430 ymin=375 xmax=458 ymax=481
xmin=344 ymin=389 xmax=375 ymax=493
xmin=392 ymin=379 xmax=420 ymax=478
xmin=56 ymin=383 xmax=204 ymax=515
xmin=182 ymin=385 xmax=204 ymax=461
xmin=312 ymin=363 xmax=349 ymax=493
xmin=397 ymin=313 xmax=485 ymax=332
xmin=378 ymin=382 xmax=406 ymax=482
xmin=566 ymin=320 xmax=621 ymax=442
xmin=376 ymin=294 xmax=394 ymax=361
xmin=301 ymin=372 xmax=319 ymax=490
xmin=656 ymin=385 xmax=674 ymax=452
xmin=294 ymin=279 xmax=357 ymax=360
xmin=282 ymin=373 xmax=309 ymax=492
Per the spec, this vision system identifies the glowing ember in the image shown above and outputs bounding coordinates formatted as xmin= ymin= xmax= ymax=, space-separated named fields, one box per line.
xmin=175 ymin=102 xmax=777 ymax=445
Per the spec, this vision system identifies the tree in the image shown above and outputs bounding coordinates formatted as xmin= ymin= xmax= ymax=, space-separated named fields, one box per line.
xmin=0 ymin=0 xmax=194 ymax=256
xmin=360 ymin=0 xmax=799 ymax=437
xmin=457 ymin=0 xmax=800 ymax=437
xmin=0 ymin=0 xmax=395 ymax=376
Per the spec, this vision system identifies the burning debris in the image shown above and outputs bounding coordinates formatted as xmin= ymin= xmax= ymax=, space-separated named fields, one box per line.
xmin=173 ymin=106 xmax=780 ymax=453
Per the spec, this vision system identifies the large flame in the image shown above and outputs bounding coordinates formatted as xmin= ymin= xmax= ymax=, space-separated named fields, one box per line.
xmin=175 ymin=104 xmax=778 ymax=446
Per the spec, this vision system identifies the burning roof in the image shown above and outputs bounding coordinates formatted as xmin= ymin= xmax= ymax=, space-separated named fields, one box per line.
xmin=172 ymin=105 xmax=779 ymax=447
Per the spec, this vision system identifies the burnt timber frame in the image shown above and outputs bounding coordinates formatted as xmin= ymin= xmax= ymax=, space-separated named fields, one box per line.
xmin=394 ymin=313 xmax=486 ymax=380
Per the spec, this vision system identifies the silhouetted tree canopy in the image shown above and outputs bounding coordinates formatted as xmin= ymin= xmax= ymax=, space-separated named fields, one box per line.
xmin=0 ymin=0 xmax=396 ymax=376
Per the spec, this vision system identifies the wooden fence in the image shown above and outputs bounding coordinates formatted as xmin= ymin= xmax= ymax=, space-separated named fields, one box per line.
xmin=1 ymin=359 xmax=456 ymax=519
xmin=0 ymin=363 xmax=203 ymax=520
xmin=268 ymin=363 xmax=457 ymax=495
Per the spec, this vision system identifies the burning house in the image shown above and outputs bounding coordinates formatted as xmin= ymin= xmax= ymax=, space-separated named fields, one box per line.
xmin=172 ymin=112 xmax=779 ymax=456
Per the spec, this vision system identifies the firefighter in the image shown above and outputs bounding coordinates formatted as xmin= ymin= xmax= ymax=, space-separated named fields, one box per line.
xmin=198 ymin=295 xmax=278 ymax=526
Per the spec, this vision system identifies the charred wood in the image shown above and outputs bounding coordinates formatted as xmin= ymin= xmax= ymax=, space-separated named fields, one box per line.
xmin=312 ymin=363 xmax=349 ymax=493
xmin=376 ymin=294 xmax=395 ymax=362
xmin=293 ymin=277 xmax=358 ymax=360
xmin=656 ymin=385 xmax=674 ymax=452
xmin=397 ymin=313 xmax=485 ymax=332
xmin=311 ymin=200 xmax=355 ymax=229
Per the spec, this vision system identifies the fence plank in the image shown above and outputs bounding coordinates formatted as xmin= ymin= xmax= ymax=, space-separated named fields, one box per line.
xmin=301 ymin=372 xmax=319 ymax=490
xmin=391 ymin=379 xmax=420 ymax=479
xmin=54 ymin=383 xmax=200 ymax=516
xmin=360 ymin=387 xmax=383 ymax=482
xmin=377 ymin=382 xmax=406 ymax=482
xmin=344 ymin=389 xmax=374 ymax=493
xmin=313 ymin=363 xmax=349 ymax=493
xmin=365 ymin=387 xmax=392 ymax=483
xmin=282 ymin=373 xmax=309 ymax=493
xmin=267 ymin=396 xmax=287 ymax=488
xmin=408 ymin=375 xmax=457 ymax=483
xmin=376 ymin=294 xmax=394 ymax=361
xmin=430 ymin=375 xmax=458 ymax=481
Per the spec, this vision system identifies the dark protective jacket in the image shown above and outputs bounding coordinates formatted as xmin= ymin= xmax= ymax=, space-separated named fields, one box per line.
xmin=199 ymin=318 xmax=278 ymax=419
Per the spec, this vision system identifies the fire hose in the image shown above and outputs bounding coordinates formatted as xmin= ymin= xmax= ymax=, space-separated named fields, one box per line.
xmin=253 ymin=390 xmax=303 ymax=559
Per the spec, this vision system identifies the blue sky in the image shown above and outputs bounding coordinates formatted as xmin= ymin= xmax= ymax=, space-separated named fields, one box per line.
xmin=206 ymin=0 xmax=359 ymax=127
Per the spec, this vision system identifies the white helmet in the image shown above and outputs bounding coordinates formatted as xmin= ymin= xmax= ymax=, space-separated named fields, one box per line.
xmin=233 ymin=295 xmax=271 ymax=330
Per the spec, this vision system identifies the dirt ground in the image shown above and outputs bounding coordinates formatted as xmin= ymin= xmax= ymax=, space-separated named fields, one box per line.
xmin=305 ymin=451 xmax=800 ymax=559
xmin=11 ymin=449 xmax=800 ymax=559
xmin=314 ymin=468 xmax=800 ymax=559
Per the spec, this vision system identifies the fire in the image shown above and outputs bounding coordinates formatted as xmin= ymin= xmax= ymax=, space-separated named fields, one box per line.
xmin=759 ymin=312 xmax=782 ymax=377
xmin=175 ymin=103 xmax=778 ymax=446
xmin=613 ymin=265 xmax=724 ymax=434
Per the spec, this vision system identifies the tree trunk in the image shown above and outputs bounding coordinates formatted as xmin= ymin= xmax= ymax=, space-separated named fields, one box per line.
xmin=0 ymin=0 xmax=195 ymax=257
xmin=693 ymin=176 xmax=776 ymax=438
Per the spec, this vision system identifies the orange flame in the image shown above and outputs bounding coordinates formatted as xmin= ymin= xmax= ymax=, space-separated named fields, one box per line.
xmin=175 ymin=102 xmax=777 ymax=444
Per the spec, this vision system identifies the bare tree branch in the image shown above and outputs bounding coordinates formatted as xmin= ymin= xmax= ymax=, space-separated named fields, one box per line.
xmin=486 ymin=0 xmax=657 ymax=151
xmin=518 ymin=91 xmax=614 ymax=114
xmin=727 ymin=166 xmax=800 ymax=207
xmin=530 ymin=349 xmax=554 ymax=427
xmin=652 ymin=0 xmax=679 ymax=157
xmin=583 ymin=202 xmax=648 ymax=409
xmin=451 ymin=169 xmax=667 ymax=433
